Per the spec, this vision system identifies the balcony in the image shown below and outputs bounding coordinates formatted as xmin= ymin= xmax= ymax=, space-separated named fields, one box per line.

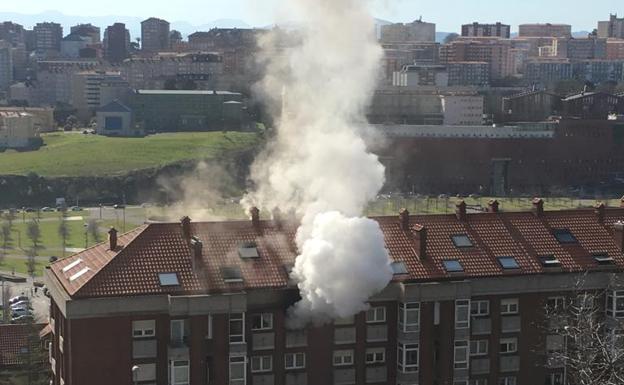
xmin=252 ymin=374 xmax=275 ymax=385
xmin=365 ymin=366 xmax=387 ymax=383
xmin=252 ymin=332 xmax=275 ymax=351
xmin=471 ymin=317 xmax=491 ymax=335
xmin=501 ymin=316 xmax=521 ymax=333
xmin=500 ymin=355 xmax=520 ymax=372
xmin=470 ymin=358 xmax=490 ymax=375
xmin=366 ymin=325 xmax=388 ymax=342
xmin=133 ymin=339 xmax=157 ymax=359
xmin=334 ymin=368 xmax=356 ymax=385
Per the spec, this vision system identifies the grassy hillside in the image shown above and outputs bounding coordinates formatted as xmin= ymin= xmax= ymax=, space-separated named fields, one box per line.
xmin=0 ymin=131 xmax=259 ymax=177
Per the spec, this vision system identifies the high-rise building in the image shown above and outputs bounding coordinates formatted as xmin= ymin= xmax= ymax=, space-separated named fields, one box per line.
xmin=0 ymin=21 xmax=26 ymax=46
xmin=461 ymin=22 xmax=511 ymax=38
xmin=0 ymin=41 xmax=13 ymax=90
xmin=70 ymin=24 xmax=101 ymax=43
xmin=518 ymin=24 xmax=572 ymax=38
xmin=103 ymin=23 xmax=130 ymax=63
xmin=141 ymin=17 xmax=170 ymax=52
xmin=44 ymin=203 xmax=624 ymax=385
xmin=597 ymin=14 xmax=624 ymax=39
xmin=443 ymin=38 xmax=512 ymax=80
xmin=380 ymin=19 xmax=436 ymax=43
xmin=33 ymin=22 xmax=63 ymax=53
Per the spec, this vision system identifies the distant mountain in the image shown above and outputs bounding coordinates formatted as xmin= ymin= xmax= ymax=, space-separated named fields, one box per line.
xmin=0 ymin=10 xmax=250 ymax=39
xmin=436 ymin=32 xmax=455 ymax=43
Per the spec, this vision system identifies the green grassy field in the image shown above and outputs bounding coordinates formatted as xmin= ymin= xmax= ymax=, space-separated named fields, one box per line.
xmin=0 ymin=131 xmax=259 ymax=177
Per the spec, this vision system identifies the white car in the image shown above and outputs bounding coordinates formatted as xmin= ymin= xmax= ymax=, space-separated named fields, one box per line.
xmin=11 ymin=307 xmax=32 ymax=317
xmin=8 ymin=295 xmax=28 ymax=305
xmin=10 ymin=300 xmax=31 ymax=309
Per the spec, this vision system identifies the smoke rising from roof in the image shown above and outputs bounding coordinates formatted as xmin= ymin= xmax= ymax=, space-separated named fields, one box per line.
xmin=244 ymin=0 xmax=393 ymax=326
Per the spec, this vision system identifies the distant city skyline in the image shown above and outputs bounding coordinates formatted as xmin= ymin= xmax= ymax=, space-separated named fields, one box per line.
xmin=0 ymin=0 xmax=622 ymax=32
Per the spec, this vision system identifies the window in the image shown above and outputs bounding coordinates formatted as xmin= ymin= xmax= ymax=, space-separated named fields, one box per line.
xmin=285 ymin=352 xmax=305 ymax=369
xmin=547 ymin=297 xmax=565 ymax=311
xmin=539 ymin=255 xmax=561 ymax=268
xmin=366 ymin=307 xmax=386 ymax=323
xmin=501 ymin=298 xmax=519 ymax=315
xmin=170 ymin=360 xmax=189 ymax=385
xmin=454 ymin=340 xmax=469 ymax=369
xmin=170 ymin=319 xmax=188 ymax=345
xmin=471 ymin=300 xmax=490 ymax=316
xmin=229 ymin=313 xmax=245 ymax=343
xmin=334 ymin=316 xmax=354 ymax=325
xmin=229 ymin=355 xmax=246 ymax=382
xmin=365 ymin=348 xmax=385 ymax=364
xmin=333 ymin=350 xmax=354 ymax=366
xmin=553 ymin=229 xmax=577 ymax=244
xmin=133 ymin=320 xmax=155 ymax=338
xmin=499 ymin=338 xmax=518 ymax=354
xmin=498 ymin=376 xmax=516 ymax=385
xmin=398 ymin=302 xmax=420 ymax=332
xmin=470 ymin=379 xmax=488 ymax=385
xmin=238 ymin=241 xmax=259 ymax=258
xmin=397 ymin=343 xmax=419 ymax=373
xmin=391 ymin=261 xmax=408 ymax=275
xmin=158 ymin=272 xmax=179 ymax=286
xmin=443 ymin=260 xmax=464 ymax=273
xmin=497 ymin=256 xmax=519 ymax=270
xmin=251 ymin=355 xmax=272 ymax=373
xmin=452 ymin=234 xmax=473 ymax=248
xmin=285 ymin=330 xmax=307 ymax=348
xmin=470 ymin=340 xmax=488 ymax=356
xmin=606 ymin=290 xmax=624 ymax=318
xmin=455 ymin=300 xmax=470 ymax=328
xmin=251 ymin=313 xmax=273 ymax=331
xmin=546 ymin=373 xmax=564 ymax=385
xmin=222 ymin=266 xmax=243 ymax=283
xmin=454 ymin=380 xmax=469 ymax=385
xmin=594 ymin=253 xmax=614 ymax=265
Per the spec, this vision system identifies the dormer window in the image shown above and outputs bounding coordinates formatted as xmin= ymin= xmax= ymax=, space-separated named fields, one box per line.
xmin=553 ymin=229 xmax=578 ymax=244
xmin=221 ymin=266 xmax=243 ymax=283
xmin=497 ymin=256 xmax=520 ymax=270
xmin=593 ymin=253 xmax=614 ymax=265
xmin=538 ymin=255 xmax=561 ymax=268
xmin=391 ymin=261 xmax=408 ymax=275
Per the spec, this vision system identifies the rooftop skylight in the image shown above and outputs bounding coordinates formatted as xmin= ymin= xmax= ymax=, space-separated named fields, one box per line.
xmin=158 ymin=272 xmax=180 ymax=286
xmin=443 ymin=260 xmax=464 ymax=273
xmin=238 ymin=241 xmax=260 ymax=259
xmin=62 ymin=258 xmax=83 ymax=273
xmin=222 ymin=266 xmax=243 ymax=283
xmin=553 ymin=229 xmax=578 ymax=244
xmin=69 ymin=267 xmax=90 ymax=282
xmin=451 ymin=234 xmax=473 ymax=248
xmin=391 ymin=261 xmax=408 ymax=275
xmin=538 ymin=255 xmax=561 ymax=268
xmin=593 ymin=253 xmax=614 ymax=265
xmin=497 ymin=256 xmax=520 ymax=270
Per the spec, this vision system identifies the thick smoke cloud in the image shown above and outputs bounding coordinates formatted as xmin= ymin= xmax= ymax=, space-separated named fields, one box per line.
xmin=244 ymin=0 xmax=393 ymax=326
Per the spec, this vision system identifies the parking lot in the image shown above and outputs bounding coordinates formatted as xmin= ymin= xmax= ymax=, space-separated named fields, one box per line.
xmin=1 ymin=275 xmax=50 ymax=324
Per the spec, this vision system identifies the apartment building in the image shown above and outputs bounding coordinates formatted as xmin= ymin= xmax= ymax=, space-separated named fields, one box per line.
xmin=440 ymin=95 xmax=484 ymax=125
xmin=598 ymin=14 xmax=624 ymax=39
xmin=70 ymin=24 xmax=101 ymax=43
xmin=45 ymin=201 xmax=624 ymax=385
xmin=0 ymin=21 xmax=26 ymax=46
xmin=461 ymin=23 xmax=511 ymax=39
xmin=104 ymin=23 xmax=130 ymax=63
xmin=71 ymin=71 xmax=130 ymax=120
xmin=443 ymin=38 xmax=512 ymax=80
xmin=447 ymin=62 xmax=490 ymax=87
xmin=0 ymin=111 xmax=38 ymax=149
xmin=607 ymin=39 xmax=624 ymax=60
xmin=141 ymin=18 xmax=170 ymax=52
xmin=518 ymin=24 xmax=572 ymax=38
xmin=392 ymin=65 xmax=448 ymax=87
xmin=524 ymin=59 xmax=572 ymax=85
xmin=0 ymin=41 xmax=12 ymax=90
xmin=34 ymin=60 xmax=100 ymax=105
xmin=33 ymin=22 xmax=63 ymax=55
xmin=380 ymin=19 xmax=436 ymax=43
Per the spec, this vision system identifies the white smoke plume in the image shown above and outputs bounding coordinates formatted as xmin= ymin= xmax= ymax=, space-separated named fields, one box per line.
xmin=244 ymin=0 xmax=393 ymax=326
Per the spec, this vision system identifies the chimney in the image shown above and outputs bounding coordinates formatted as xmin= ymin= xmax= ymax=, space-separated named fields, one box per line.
xmin=487 ymin=200 xmax=499 ymax=213
xmin=249 ymin=206 xmax=260 ymax=229
xmin=413 ymin=224 xmax=427 ymax=260
xmin=108 ymin=227 xmax=118 ymax=250
xmin=180 ymin=216 xmax=191 ymax=242
xmin=399 ymin=208 xmax=410 ymax=231
xmin=614 ymin=221 xmax=624 ymax=253
xmin=532 ymin=198 xmax=544 ymax=217
xmin=594 ymin=202 xmax=606 ymax=223
xmin=272 ymin=207 xmax=283 ymax=229
xmin=455 ymin=200 xmax=467 ymax=221
xmin=190 ymin=236 xmax=203 ymax=270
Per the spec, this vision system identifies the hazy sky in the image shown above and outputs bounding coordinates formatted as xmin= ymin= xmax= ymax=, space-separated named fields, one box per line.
xmin=1 ymin=0 xmax=622 ymax=31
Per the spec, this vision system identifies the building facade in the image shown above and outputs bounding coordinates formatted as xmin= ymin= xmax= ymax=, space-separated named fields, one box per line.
xmin=443 ymin=38 xmax=512 ymax=80
xmin=141 ymin=18 xmax=170 ymax=52
xmin=70 ymin=24 xmax=101 ymax=43
xmin=440 ymin=95 xmax=484 ymax=125
xmin=0 ymin=41 xmax=13 ymax=90
xmin=45 ymin=203 xmax=624 ymax=385
xmin=380 ymin=20 xmax=436 ymax=43
xmin=518 ymin=24 xmax=572 ymax=38
xmin=461 ymin=23 xmax=511 ymax=39
xmin=71 ymin=71 xmax=130 ymax=120
xmin=392 ymin=65 xmax=448 ymax=87
xmin=0 ymin=111 xmax=38 ymax=149
xmin=447 ymin=62 xmax=490 ymax=87
xmin=598 ymin=14 xmax=624 ymax=39
xmin=104 ymin=23 xmax=130 ymax=63
xmin=33 ymin=22 xmax=63 ymax=55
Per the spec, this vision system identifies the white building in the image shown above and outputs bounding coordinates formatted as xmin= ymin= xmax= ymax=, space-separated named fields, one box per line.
xmin=0 ymin=111 xmax=38 ymax=149
xmin=440 ymin=95 xmax=484 ymax=126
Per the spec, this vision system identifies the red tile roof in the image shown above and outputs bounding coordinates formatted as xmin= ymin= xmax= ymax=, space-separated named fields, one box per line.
xmin=0 ymin=324 xmax=45 ymax=367
xmin=49 ymin=208 xmax=624 ymax=299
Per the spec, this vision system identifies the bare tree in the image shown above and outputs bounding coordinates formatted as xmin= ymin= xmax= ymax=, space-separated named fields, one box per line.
xmin=0 ymin=221 xmax=10 ymax=262
xmin=87 ymin=219 xmax=101 ymax=243
xmin=26 ymin=219 xmax=41 ymax=251
xmin=58 ymin=215 xmax=70 ymax=258
xmin=544 ymin=280 xmax=624 ymax=385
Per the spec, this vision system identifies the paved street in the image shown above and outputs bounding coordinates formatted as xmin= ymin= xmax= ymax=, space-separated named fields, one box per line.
xmin=1 ymin=274 xmax=50 ymax=325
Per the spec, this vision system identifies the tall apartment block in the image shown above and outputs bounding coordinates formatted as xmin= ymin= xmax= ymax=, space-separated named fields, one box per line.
xmin=461 ymin=23 xmax=511 ymax=39
xmin=0 ymin=41 xmax=13 ymax=90
xmin=598 ymin=14 xmax=624 ymax=39
xmin=380 ymin=19 xmax=436 ymax=43
xmin=518 ymin=24 xmax=572 ymax=38
xmin=443 ymin=38 xmax=512 ymax=80
xmin=70 ymin=24 xmax=101 ymax=43
xmin=141 ymin=18 xmax=170 ymax=52
xmin=104 ymin=23 xmax=130 ymax=63
xmin=33 ymin=22 xmax=63 ymax=54
xmin=45 ymin=200 xmax=624 ymax=385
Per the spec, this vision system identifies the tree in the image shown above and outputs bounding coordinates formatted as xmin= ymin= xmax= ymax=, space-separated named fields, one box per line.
xmin=443 ymin=32 xmax=459 ymax=44
xmin=0 ymin=222 xmax=10 ymax=262
xmin=87 ymin=219 xmax=101 ymax=243
xmin=19 ymin=321 xmax=50 ymax=385
xmin=26 ymin=219 xmax=41 ymax=251
xmin=58 ymin=216 xmax=70 ymax=258
xmin=544 ymin=278 xmax=624 ymax=385
xmin=3 ymin=211 xmax=16 ymax=228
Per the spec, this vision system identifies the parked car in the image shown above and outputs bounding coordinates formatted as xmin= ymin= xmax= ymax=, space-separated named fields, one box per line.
xmin=41 ymin=207 xmax=54 ymax=212
xmin=11 ymin=307 xmax=32 ymax=317
xmin=113 ymin=204 xmax=125 ymax=209
xmin=8 ymin=295 xmax=29 ymax=305
xmin=70 ymin=206 xmax=82 ymax=211
xmin=10 ymin=300 xmax=31 ymax=309
xmin=11 ymin=314 xmax=34 ymax=323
